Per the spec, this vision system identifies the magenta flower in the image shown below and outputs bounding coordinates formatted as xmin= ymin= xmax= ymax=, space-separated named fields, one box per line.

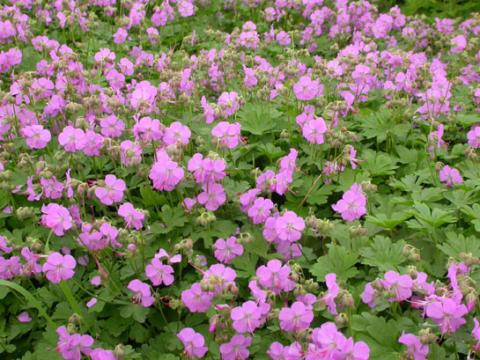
xmin=127 ymin=279 xmax=154 ymax=307
xmin=248 ymin=197 xmax=274 ymax=224
xmin=468 ymin=125 xmax=480 ymax=148
xmin=381 ymin=271 xmax=413 ymax=302
xmin=217 ymin=91 xmax=240 ymax=117
xmin=43 ymin=252 xmax=76 ymax=284
xmin=118 ymin=203 xmax=145 ymax=230
xmin=177 ymin=328 xmax=208 ymax=359
xmin=425 ymin=297 xmax=468 ymax=334
xmin=17 ymin=311 xmax=32 ymax=323
xmin=130 ymin=80 xmax=157 ymax=111
xmin=100 ymin=115 xmax=125 ymax=138
xmin=451 ymin=34 xmax=467 ymax=54
xmin=213 ymin=236 xmax=244 ymax=264
xmin=219 ymin=335 xmax=252 ymax=360
xmin=90 ymin=349 xmax=116 ymax=360
xmin=56 ymin=326 xmax=93 ymax=360
xmin=473 ymin=318 xmax=480 ymax=352
xmin=361 ymin=282 xmax=377 ymax=308
xmin=275 ymin=211 xmax=305 ymax=242
xmin=256 ymin=259 xmax=295 ymax=295
xmin=279 ymin=301 xmax=314 ymax=332
xmin=197 ymin=183 xmax=226 ymax=211
xmin=120 ymin=140 xmax=142 ymax=166
xmin=302 ymin=117 xmax=327 ymax=144
xmin=58 ymin=126 xmax=86 ymax=153
xmin=163 ymin=121 xmax=191 ymax=146
xmin=322 ymin=273 xmax=339 ymax=315
xmin=21 ymin=125 xmax=51 ymax=149
xmin=133 ymin=116 xmax=163 ymax=142
xmin=399 ymin=333 xmax=429 ymax=360
xmin=182 ymin=283 xmax=214 ymax=313
xmin=95 ymin=174 xmax=126 ymax=205
xmin=145 ymin=257 xmax=174 ymax=286
xmin=211 ymin=122 xmax=242 ymax=149
xmin=332 ymin=183 xmax=367 ymax=221
xmin=293 ymin=76 xmax=323 ymax=101
xmin=439 ymin=165 xmax=463 ymax=187
xmin=149 ymin=150 xmax=184 ymax=191
xmin=231 ymin=300 xmax=263 ymax=333
xmin=41 ymin=203 xmax=73 ymax=236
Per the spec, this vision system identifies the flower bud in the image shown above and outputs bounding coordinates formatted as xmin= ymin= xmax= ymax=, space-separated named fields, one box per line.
xmin=334 ymin=313 xmax=349 ymax=327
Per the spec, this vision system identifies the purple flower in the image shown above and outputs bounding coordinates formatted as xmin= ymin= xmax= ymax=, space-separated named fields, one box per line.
xmin=425 ymin=297 xmax=468 ymax=334
xmin=399 ymin=333 xmax=429 ymax=360
xmin=279 ymin=301 xmax=314 ymax=332
xmin=219 ymin=335 xmax=252 ymax=360
xmin=56 ymin=326 xmax=93 ymax=360
xmin=149 ymin=150 xmax=184 ymax=191
xmin=177 ymin=327 xmax=208 ymax=359
xmin=322 ymin=273 xmax=339 ymax=315
xmin=145 ymin=257 xmax=174 ymax=286
xmin=439 ymin=165 xmax=463 ymax=187
xmin=256 ymin=259 xmax=295 ymax=295
xmin=21 ymin=125 xmax=51 ymax=149
xmin=118 ymin=203 xmax=145 ymax=230
xmin=231 ymin=300 xmax=263 ymax=333
xmin=127 ymin=279 xmax=154 ymax=307
xmin=95 ymin=174 xmax=126 ymax=205
xmin=213 ymin=236 xmax=244 ymax=264
xmin=332 ymin=183 xmax=367 ymax=222
xmin=41 ymin=203 xmax=73 ymax=236
xmin=181 ymin=283 xmax=214 ymax=313
xmin=248 ymin=197 xmax=274 ymax=224
xmin=275 ymin=211 xmax=305 ymax=242
xmin=293 ymin=76 xmax=323 ymax=101
xmin=43 ymin=252 xmax=76 ymax=284
xmin=381 ymin=271 xmax=413 ymax=302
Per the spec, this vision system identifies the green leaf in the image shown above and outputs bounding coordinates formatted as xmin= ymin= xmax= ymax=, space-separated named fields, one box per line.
xmin=310 ymin=245 xmax=359 ymax=281
xmin=359 ymin=236 xmax=406 ymax=271
xmin=361 ymin=151 xmax=398 ymax=177
xmin=120 ymin=304 xmax=150 ymax=323
xmin=237 ymin=102 xmax=283 ymax=135
xmin=438 ymin=232 xmax=480 ymax=259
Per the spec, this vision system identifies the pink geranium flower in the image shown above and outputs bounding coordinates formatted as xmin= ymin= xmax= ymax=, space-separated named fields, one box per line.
xmin=332 ymin=183 xmax=367 ymax=221
xmin=127 ymin=279 xmax=154 ymax=307
xmin=177 ymin=328 xmax=207 ymax=359
xmin=41 ymin=203 xmax=73 ymax=236
xmin=43 ymin=252 xmax=76 ymax=283
xmin=118 ymin=203 xmax=145 ymax=230
xmin=95 ymin=174 xmax=126 ymax=205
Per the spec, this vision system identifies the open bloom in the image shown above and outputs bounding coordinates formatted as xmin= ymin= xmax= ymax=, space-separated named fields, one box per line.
xmin=43 ymin=252 xmax=76 ymax=283
xmin=118 ymin=203 xmax=145 ymax=230
xmin=21 ymin=125 xmax=51 ymax=149
xmin=56 ymin=326 xmax=93 ymax=360
xmin=177 ymin=328 xmax=208 ymax=359
xmin=127 ymin=279 xmax=154 ymax=307
xmin=399 ymin=333 xmax=429 ymax=360
xmin=275 ymin=211 xmax=305 ymax=242
xmin=145 ymin=258 xmax=174 ymax=286
xmin=41 ymin=203 xmax=73 ymax=236
xmin=439 ymin=165 xmax=463 ymax=187
xmin=332 ymin=183 xmax=367 ymax=221
xmin=279 ymin=301 xmax=314 ymax=332
xmin=425 ymin=297 xmax=468 ymax=334
xmin=213 ymin=236 xmax=244 ymax=264
xmin=95 ymin=174 xmax=126 ymax=205
xmin=219 ymin=335 xmax=252 ymax=360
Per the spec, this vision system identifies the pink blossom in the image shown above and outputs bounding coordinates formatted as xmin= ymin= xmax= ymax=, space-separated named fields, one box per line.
xmin=213 ymin=236 xmax=244 ymax=264
xmin=293 ymin=76 xmax=323 ymax=101
xmin=468 ymin=125 xmax=480 ymax=148
xmin=332 ymin=183 xmax=367 ymax=221
xmin=163 ymin=121 xmax=191 ymax=146
xmin=211 ymin=122 xmax=241 ymax=149
xmin=17 ymin=311 xmax=32 ymax=323
xmin=95 ymin=174 xmax=126 ymax=205
xmin=145 ymin=257 xmax=174 ymax=286
xmin=56 ymin=326 xmax=93 ymax=360
xmin=100 ymin=115 xmax=125 ymax=138
xmin=21 ymin=125 xmax=51 ymax=149
xmin=302 ymin=117 xmax=327 ymax=144
xmin=127 ymin=279 xmax=154 ymax=307
xmin=197 ymin=183 xmax=226 ymax=211
xmin=425 ymin=297 xmax=468 ymax=334
xmin=219 ymin=335 xmax=252 ymax=360
xmin=399 ymin=333 xmax=429 ymax=360
xmin=322 ymin=273 xmax=339 ymax=315
xmin=247 ymin=197 xmax=274 ymax=224
xmin=231 ymin=300 xmax=263 ymax=333
xmin=149 ymin=150 xmax=184 ymax=191
xmin=439 ymin=165 xmax=463 ymax=187
xmin=58 ymin=126 xmax=86 ymax=153
xmin=118 ymin=202 xmax=145 ymax=230
xmin=279 ymin=301 xmax=313 ymax=332
xmin=43 ymin=252 xmax=76 ymax=283
xmin=41 ymin=203 xmax=73 ymax=236
xmin=256 ymin=259 xmax=295 ymax=294
xmin=177 ymin=328 xmax=208 ymax=359
xmin=275 ymin=211 xmax=305 ymax=242
xmin=181 ymin=283 xmax=214 ymax=313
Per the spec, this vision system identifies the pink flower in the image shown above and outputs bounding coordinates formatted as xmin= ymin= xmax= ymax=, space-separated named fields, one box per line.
xmin=399 ymin=333 xmax=429 ymax=360
xmin=219 ymin=335 xmax=252 ymax=360
xmin=247 ymin=197 xmax=274 ymax=224
xmin=211 ymin=122 xmax=241 ymax=149
xmin=41 ymin=203 xmax=73 ymax=236
xmin=177 ymin=328 xmax=208 ymax=359
xmin=163 ymin=121 xmax=191 ymax=146
xmin=451 ymin=35 xmax=467 ymax=54
xmin=86 ymin=298 xmax=97 ymax=308
xmin=279 ymin=301 xmax=313 ymax=332
xmin=332 ymin=183 xmax=367 ymax=221
xmin=275 ymin=211 xmax=305 ymax=242
xmin=197 ymin=183 xmax=226 ymax=211
xmin=118 ymin=203 xmax=145 ymax=230
xmin=322 ymin=273 xmax=339 ymax=315
xmin=439 ymin=165 xmax=463 ymax=187
xmin=95 ymin=174 xmax=126 ymax=205
xmin=217 ymin=92 xmax=241 ymax=117
xmin=90 ymin=349 xmax=116 ymax=360
xmin=181 ymin=283 xmax=214 ymax=313
xmin=113 ymin=27 xmax=128 ymax=44
xmin=231 ymin=301 xmax=263 ymax=333
xmin=56 ymin=326 xmax=93 ymax=360
xmin=473 ymin=318 xmax=480 ymax=352
xmin=149 ymin=150 xmax=184 ymax=191
xmin=381 ymin=271 xmax=413 ymax=302
xmin=302 ymin=117 xmax=327 ymax=144
xmin=425 ymin=297 xmax=468 ymax=334
xmin=127 ymin=279 xmax=154 ymax=307
xmin=361 ymin=282 xmax=377 ymax=308
xmin=100 ymin=115 xmax=125 ymax=138
xmin=21 ymin=125 xmax=51 ymax=149
xmin=58 ymin=126 xmax=86 ymax=153
xmin=43 ymin=252 xmax=76 ymax=283
xmin=0 ymin=236 xmax=12 ymax=254
xmin=213 ymin=236 xmax=244 ymax=264
xmin=130 ymin=80 xmax=157 ymax=111
xmin=17 ymin=311 xmax=32 ymax=323
xmin=120 ymin=140 xmax=142 ymax=166
xmin=293 ymin=76 xmax=323 ymax=101
xmin=133 ymin=117 xmax=163 ymax=142
xmin=178 ymin=0 xmax=195 ymax=17
xmin=145 ymin=258 xmax=174 ymax=286
xmin=468 ymin=125 xmax=480 ymax=148
xmin=256 ymin=259 xmax=296 ymax=294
